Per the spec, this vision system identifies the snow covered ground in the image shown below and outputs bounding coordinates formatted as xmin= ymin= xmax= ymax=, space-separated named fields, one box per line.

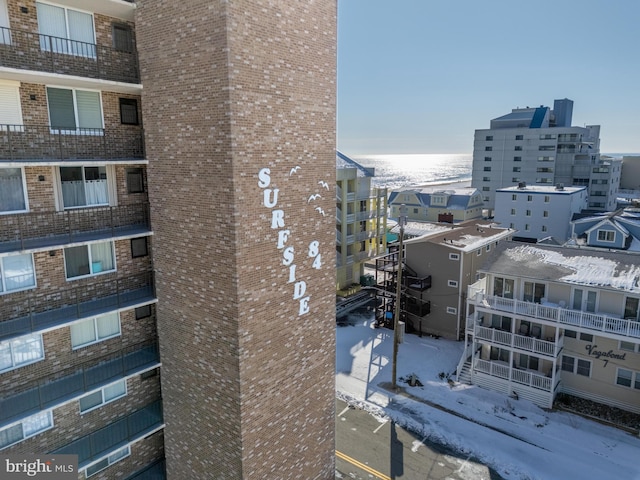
xmin=336 ymin=311 xmax=640 ymax=480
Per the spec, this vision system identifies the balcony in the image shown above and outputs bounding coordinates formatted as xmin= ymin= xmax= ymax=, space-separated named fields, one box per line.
xmin=0 ymin=203 xmax=150 ymax=254
xmin=405 ymin=274 xmax=431 ymax=291
xmin=474 ymin=358 xmax=555 ymax=392
xmin=474 ymin=325 xmax=562 ymax=357
xmin=53 ymin=400 xmax=163 ymax=468
xmin=0 ymin=272 xmax=155 ymax=342
xmin=0 ymin=27 xmax=139 ymax=83
xmin=473 ymin=292 xmax=640 ymax=340
xmin=0 ymin=341 xmax=159 ymax=426
xmin=405 ymin=297 xmax=430 ymax=317
xmin=0 ymin=124 xmax=144 ymax=162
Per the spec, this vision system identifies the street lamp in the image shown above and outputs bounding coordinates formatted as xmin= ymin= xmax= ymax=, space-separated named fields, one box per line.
xmin=391 ymin=204 xmax=407 ymax=390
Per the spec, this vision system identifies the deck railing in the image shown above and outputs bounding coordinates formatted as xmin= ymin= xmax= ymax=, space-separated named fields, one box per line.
xmin=0 ymin=27 xmax=139 ymax=83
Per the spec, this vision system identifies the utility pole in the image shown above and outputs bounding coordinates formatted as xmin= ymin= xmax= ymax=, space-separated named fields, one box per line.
xmin=392 ymin=205 xmax=407 ymax=390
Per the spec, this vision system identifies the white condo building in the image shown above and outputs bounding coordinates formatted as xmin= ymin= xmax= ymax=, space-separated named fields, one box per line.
xmin=494 ymin=184 xmax=588 ymax=243
xmin=472 ymin=99 xmax=621 ymax=214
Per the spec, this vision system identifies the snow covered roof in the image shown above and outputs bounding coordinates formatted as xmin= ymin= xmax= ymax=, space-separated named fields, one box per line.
xmin=482 ymin=242 xmax=640 ymax=293
xmin=388 ymin=186 xmax=481 ymax=210
xmin=403 ymin=221 xmax=512 ymax=252
xmin=336 ymin=150 xmax=374 ymax=177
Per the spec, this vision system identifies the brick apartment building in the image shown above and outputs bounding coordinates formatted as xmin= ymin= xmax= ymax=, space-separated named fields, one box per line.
xmin=0 ymin=1 xmax=336 ymax=479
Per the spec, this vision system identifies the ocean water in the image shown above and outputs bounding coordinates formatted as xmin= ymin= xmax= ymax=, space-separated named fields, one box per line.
xmin=351 ymin=153 xmax=472 ymax=190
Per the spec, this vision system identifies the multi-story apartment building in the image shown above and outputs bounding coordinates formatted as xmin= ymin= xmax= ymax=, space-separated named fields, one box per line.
xmin=459 ymin=242 xmax=640 ymax=413
xmin=494 ymin=183 xmax=587 ymax=243
xmin=471 ymin=98 xmax=621 ymax=214
xmin=388 ymin=186 xmax=484 ymax=224
xmin=1 ymin=0 xmax=337 ymax=478
xmin=375 ymin=220 xmax=512 ymax=340
xmin=0 ymin=1 xmax=164 ymax=478
xmin=336 ymin=151 xmax=387 ymax=293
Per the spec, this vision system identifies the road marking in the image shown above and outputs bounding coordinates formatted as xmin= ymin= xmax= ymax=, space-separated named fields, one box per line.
xmin=336 ymin=450 xmax=391 ymax=480
xmin=337 ymin=405 xmax=351 ymax=417
xmin=411 ymin=436 xmax=428 ymax=452
xmin=456 ymin=453 xmax=473 ymax=473
xmin=372 ymin=419 xmax=387 ymax=434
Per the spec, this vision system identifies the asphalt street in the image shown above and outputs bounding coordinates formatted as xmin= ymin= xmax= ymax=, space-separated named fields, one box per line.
xmin=335 ymin=398 xmax=503 ymax=480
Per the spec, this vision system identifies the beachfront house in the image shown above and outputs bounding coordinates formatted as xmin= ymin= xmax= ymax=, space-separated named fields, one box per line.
xmin=388 ymin=186 xmax=484 ymax=224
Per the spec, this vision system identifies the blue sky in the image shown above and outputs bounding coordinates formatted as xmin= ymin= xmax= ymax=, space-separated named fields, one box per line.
xmin=337 ymin=0 xmax=640 ymax=155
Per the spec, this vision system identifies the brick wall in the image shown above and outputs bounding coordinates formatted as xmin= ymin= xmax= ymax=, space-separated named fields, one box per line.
xmin=137 ymin=0 xmax=336 ymax=477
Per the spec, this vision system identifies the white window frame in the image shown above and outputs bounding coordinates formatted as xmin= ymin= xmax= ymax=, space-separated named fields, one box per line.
xmin=0 ymin=253 xmax=36 ymax=294
xmin=46 ymin=85 xmax=104 ymax=135
xmin=619 ymin=341 xmax=640 ymax=353
xmin=0 ymin=333 xmax=45 ymax=373
xmin=55 ymin=164 xmax=115 ymax=210
xmin=36 ymin=2 xmax=96 ymax=58
xmin=0 ymin=167 xmax=29 ymax=214
xmin=70 ymin=312 xmax=121 ymax=349
xmin=448 ymin=253 xmax=459 ymax=261
xmin=447 ymin=280 xmax=458 ymax=288
xmin=597 ymin=230 xmax=616 ymax=243
xmin=561 ymin=355 xmax=591 ymax=376
xmin=64 ymin=240 xmax=116 ymax=280
xmin=446 ymin=307 xmax=457 ymax=315
xmin=0 ymin=80 xmax=24 ymax=127
xmin=0 ymin=410 xmax=53 ymax=450
xmin=79 ymin=379 xmax=127 ymax=413
xmin=85 ymin=445 xmax=130 ymax=478
xmin=615 ymin=367 xmax=636 ymax=389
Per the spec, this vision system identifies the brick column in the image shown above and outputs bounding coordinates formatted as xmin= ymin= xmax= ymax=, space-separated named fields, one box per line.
xmin=136 ymin=1 xmax=336 ymax=478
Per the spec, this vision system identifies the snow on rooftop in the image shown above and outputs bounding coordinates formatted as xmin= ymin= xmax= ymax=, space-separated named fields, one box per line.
xmin=505 ymin=245 xmax=640 ymax=292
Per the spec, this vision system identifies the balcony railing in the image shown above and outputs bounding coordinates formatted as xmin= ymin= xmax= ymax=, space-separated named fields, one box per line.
xmin=0 ymin=272 xmax=155 ymax=342
xmin=474 ymin=325 xmax=562 ymax=357
xmin=0 ymin=27 xmax=139 ymax=83
xmin=473 ymin=292 xmax=640 ymax=340
xmin=53 ymin=400 xmax=163 ymax=467
xmin=474 ymin=358 xmax=553 ymax=392
xmin=0 ymin=124 xmax=144 ymax=162
xmin=0 ymin=341 xmax=159 ymax=426
xmin=0 ymin=203 xmax=150 ymax=253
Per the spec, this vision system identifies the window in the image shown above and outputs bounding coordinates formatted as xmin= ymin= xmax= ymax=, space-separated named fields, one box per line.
xmin=485 ymin=135 xmax=493 ymax=141
xmin=562 ymin=355 xmax=591 ymax=377
xmin=64 ymin=241 xmax=115 ymax=279
xmin=47 ymin=87 xmax=103 ymax=132
xmin=624 ymin=297 xmax=639 ymax=320
xmin=513 ymin=167 xmax=521 ymax=172
xmin=0 ymin=81 xmax=24 ymax=127
xmin=491 ymin=315 xmax=511 ymax=331
xmin=446 ymin=307 xmax=457 ymax=315
xmin=564 ymin=330 xmax=577 ymax=338
xmin=523 ymin=281 xmax=545 ymax=303
xmin=514 ymin=156 xmax=522 ymax=162
xmin=112 ymin=23 xmax=133 ymax=52
xmin=485 ymin=146 xmax=492 ymax=151
xmin=70 ymin=313 xmax=121 ymax=349
xmin=572 ymin=288 xmax=597 ymax=312
xmin=0 ymin=333 xmax=44 ymax=372
xmin=539 ymin=145 xmax=556 ymax=151
xmin=616 ymin=368 xmax=633 ymax=387
xmin=577 ymin=359 xmax=591 ymax=377
xmin=482 ymin=177 xmax=491 ymax=182
xmin=544 ymin=196 xmax=550 ymax=203
xmin=0 ymin=167 xmax=28 ymax=214
xmin=1 ymin=253 xmax=35 ymax=293
xmin=579 ymin=333 xmax=593 ymax=342
xmin=620 ymin=341 xmax=639 ymax=353
xmin=514 ymin=146 xmax=522 ymax=151
xmin=0 ymin=411 xmax=53 ymax=449
xmin=79 ymin=379 xmax=127 ymax=413
xmin=525 ymin=210 xmax=531 ymax=216
xmin=448 ymin=253 xmax=459 ymax=261
xmin=36 ymin=3 xmax=96 ymax=57
xmin=135 ymin=305 xmax=151 ymax=320
xmin=483 ymin=167 xmax=491 ymax=172
xmin=482 ymin=186 xmax=490 ymax=191
xmin=524 ymin=224 xmax=530 ymax=231
xmin=515 ymin=135 xmax=523 ymax=140
xmin=477 ymin=249 xmax=481 ymax=256
xmin=511 ymin=194 xmax=517 ymax=201
xmin=486 ymin=245 xmax=491 ymax=252
xmin=119 ymin=98 xmax=139 ymax=125
xmin=131 ymin=237 xmax=148 ymax=258
xmin=126 ymin=168 xmax=144 ymax=193
xmin=543 ymin=211 xmax=549 ymax=218
xmin=85 ymin=446 xmax=130 ymax=477
xmin=59 ymin=166 xmax=109 ymax=208
xmin=447 ymin=280 xmax=458 ymax=288
xmin=493 ymin=277 xmax=514 ymax=299
xmin=484 ymin=156 xmax=492 ymax=162
xmin=597 ymin=230 xmax=615 ymax=242
xmin=518 ymin=354 xmax=539 ymax=371
xmin=512 ymin=178 xmax=520 ymax=183
xmin=489 ymin=346 xmax=510 ymax=362
xmin=561 ymin=355 xmax=574 ymax=372
xmin=541 ymin=225 xmax=547 ymax=232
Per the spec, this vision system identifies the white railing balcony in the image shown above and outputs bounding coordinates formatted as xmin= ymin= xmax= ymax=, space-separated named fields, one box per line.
xmin=474 ymin=325 xmax=562 ymax=357
xmin=345 ymin=213 xmax=355 ymax=224
xmin=474 ymin=358 xmax=553 ymax=392
xmin=346 ymin=192 xmax=356 ymax=202
xmin=473 ymin=292 xmax=640 ymax=341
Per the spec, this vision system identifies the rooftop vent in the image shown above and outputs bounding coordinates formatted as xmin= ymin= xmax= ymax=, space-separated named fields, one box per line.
xmin=556 ymin=183 xmax=564 ymax=191
xmin=518 ymin=182 xmax=527 ymax=189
